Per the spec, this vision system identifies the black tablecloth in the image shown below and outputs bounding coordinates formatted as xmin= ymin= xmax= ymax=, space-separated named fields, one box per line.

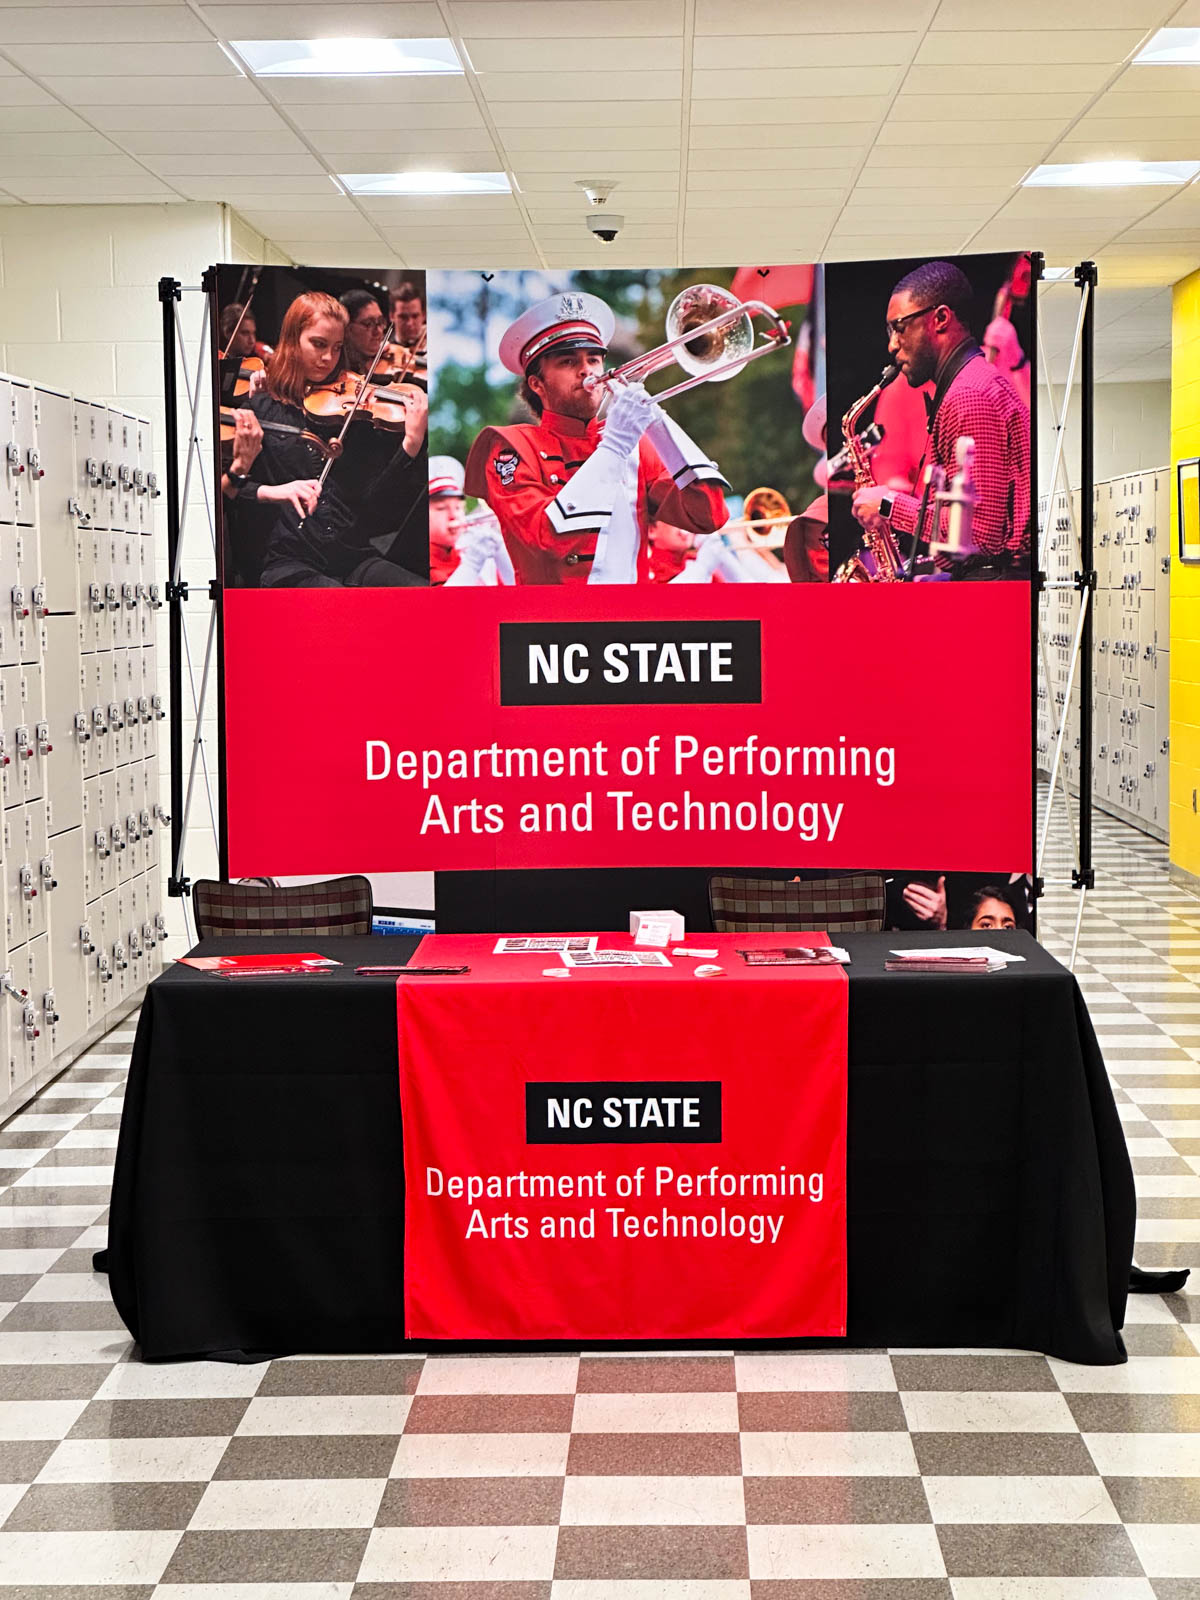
xmin=103 ymin=930 xmax=1135 ymax=1363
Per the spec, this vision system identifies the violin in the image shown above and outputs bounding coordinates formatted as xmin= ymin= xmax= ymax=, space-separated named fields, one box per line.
xmin=370 ymin=342 xmax=423 ymax=386
xmin=302 ymin=374 xmax=420 ymax=435
xmin=219 ymin=406 xmax=336 ymax=465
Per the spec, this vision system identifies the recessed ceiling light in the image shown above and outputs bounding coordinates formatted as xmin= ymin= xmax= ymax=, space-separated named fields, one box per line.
xmin=231 ymin=38 xmax=462 ymax=76
xmin=338 ymin=171 xmax=512 ymax=196
xmin=1135 ymin=28 xmax=1200 ymax=64
xmin=1041 ymin=267 xmax=1072 ymax=280
xmin=1024 ymin=159 xmax=1200 ymax=187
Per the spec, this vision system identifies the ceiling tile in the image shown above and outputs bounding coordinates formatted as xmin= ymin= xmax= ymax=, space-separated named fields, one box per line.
xmin=0 ymin=105 xmax=88 ymax=130
xmin=292 ymin=103 xmax=486 ymax=130
xmin=863 ymin=142 xmax=1047 ymax=168
xmin=887 ymin=91 xmax=1094 ymax=119
xmin=691 ymin=32 xmax=920 ymax=68
xmin=689 ymin=149 xmax=856 ymax=173
xmin=271 ymin=243 xmax=409 ymax=268
xmin=689 ymin=124 xmax=873 ymax=150
xmin=204 ymin=3 xmax=445 ymax=34
xmin=1050 ymin=138 xmax=1200 ymax=162
xmin=504 ymin=125 xmax=678 ymax=152
xmin=1116 ymin=63 xmax=1200 ymax=91
xmin=40 ymin=75 xmax=263 ymax=104
xmin=5 ymin=42 xmax=238 ymax=75
xmin=0 ymin=4 xmax=212 ymax=40
xmin=122 ymin=128 xmax=305 ymax=156
xmin=454 ymin=2 xmax=683 ymax=36
xmin=235 ymin=209 xmax=380 ymax=240
xmin=491 ymin=100 xmax=678 ymax=128
xmin=468 ymin=37 xmax=684 ymax=72
xmin=152 ymin=152 xmax=326 ymax=176
xmin=905 ymin=62 xmax=1111 ymax=94
xmin=690 ymin=96 xmax=884 ymax=125
xmin=692 ymin=65 xmax=902 ymax=98
xmin=0 ymin=77 xmax=55 ymax=107
xmin=310 ymin=130 xmax=498 ymax=156
xmin=1087 ymin=90 xmax=1200 ymax=116
xmin=875 ymin=120 xmax=1069 ymax=146
xmin=84 ymin=102 xmax=288 ymax=131
xmin=917 ymin=28 xmax=1144 ymax=64
xmin=510 ymin=152 xmax=678 ymax=174
xmin=481 ymin=69 xmax=682 ymax=100
xmin=268 ymin=76 xmax=473 ymax=104
xmin=931 ymin=0 xmax=1165 ymax=26
xmin=696 ymin=0 xmax=936 ymax=29
xmin=0 ymin=129 xmax=117 ymax=156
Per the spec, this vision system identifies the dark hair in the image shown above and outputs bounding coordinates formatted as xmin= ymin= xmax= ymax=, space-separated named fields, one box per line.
xmin=519 ymin=357 xmax=545 ymax=417
xmin=892 ymin=260 xmax=973 ymax=323
xmin=967 ymin=884 xmax=1016 ymax=917
xmin=340 ymin=288 xmax=384 ymax=324
xmin=390 ymin=281 xmax=424 ymax=310
xmin=219 ymin=301 xmax=252 ymax=341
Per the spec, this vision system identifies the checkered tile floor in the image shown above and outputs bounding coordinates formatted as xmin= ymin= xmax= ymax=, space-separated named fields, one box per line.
xmin=1 ymin=811 xmax=1199 ymax=1596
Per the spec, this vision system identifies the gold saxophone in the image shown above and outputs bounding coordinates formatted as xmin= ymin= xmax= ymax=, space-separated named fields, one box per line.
xmin=832 ymin=364 xmax=904 ymax=584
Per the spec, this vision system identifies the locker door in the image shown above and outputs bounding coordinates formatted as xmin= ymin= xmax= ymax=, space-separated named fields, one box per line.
xmin=45 ymin=825 xmax=86 ymax=1054
xmin=1140 ymin=606 xmax=1157 ymax=708
xmin=42 ymin=615 xmax=83 ymax=837
xmin=16 ymin=663 xmax=43 ymax=808
xmin=102 ymin=886 xmax=127 ymax=1013
xmin=96 ymin=410 xmax=116 ymax=537
xmin=114 ymin=413 xmax=136 ymax=534
xmin=98 ymin=766 xmax=123 ymax=888
xmin=31 ymin=387 xmax=79 ymax=616
xmin=121 ymin=761 xmax=144 ymax=881
xmin=109 ymin=648 xmax=128 ymax=770
xmin=3 ymin=809 xmax=32 ymax=950
xmin=23 ymin=803 xmax=47 ymax=944
xmin=82 ymin=773 xmax=110 ymax=902
xmin=96 ymin=652 xmax=116 ymax=775
xmin=143 ymin=755 xmax=162 ymax=872
xmin=1094 ymin=693 xmax=1110 ymax=803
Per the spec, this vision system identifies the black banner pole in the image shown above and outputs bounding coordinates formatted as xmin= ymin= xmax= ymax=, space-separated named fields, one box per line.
xmin=158 ymin=276 xmax=188 ymax=899
xmin=1075 ymin=260 xmax=1097 ymax=895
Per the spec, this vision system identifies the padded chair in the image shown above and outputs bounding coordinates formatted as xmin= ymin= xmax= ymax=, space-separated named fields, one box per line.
xmin=708 ymin=872 xmax=885 ymax=936
xmin=192 ymin=876 xmax=374 ymax=939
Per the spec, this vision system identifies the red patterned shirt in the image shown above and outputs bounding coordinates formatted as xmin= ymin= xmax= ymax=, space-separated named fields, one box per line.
xmin=887 ymin=350 xmax=1030 ymax=563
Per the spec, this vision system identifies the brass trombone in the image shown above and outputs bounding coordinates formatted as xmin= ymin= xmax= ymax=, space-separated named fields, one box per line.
xmin=584 ymin=283 xmax=790 ymax=404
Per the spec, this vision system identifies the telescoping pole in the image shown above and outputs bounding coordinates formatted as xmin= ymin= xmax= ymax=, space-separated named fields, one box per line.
xmin=1075 ymin=261 xmax=1097 ymax=907
xmin=158 ymin=277 xmax=186 ymax=897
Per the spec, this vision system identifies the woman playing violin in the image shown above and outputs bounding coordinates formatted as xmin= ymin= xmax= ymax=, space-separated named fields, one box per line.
xmin=223 ymin=291 xmax=428 ymax=588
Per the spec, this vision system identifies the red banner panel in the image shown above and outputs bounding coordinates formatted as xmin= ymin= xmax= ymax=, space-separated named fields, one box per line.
xmin=397 ymin=934 xmax=848 ymax=1340
xmin=223 ymin=582 xmax=1031 ymax=876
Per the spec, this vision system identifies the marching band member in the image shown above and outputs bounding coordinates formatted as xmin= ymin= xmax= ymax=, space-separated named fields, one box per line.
xmin=464 ymin=292 xmax=730 ymax=585
xmin=429 ymin=456 xmax=514 ymax=587
xmin=850 ymin=260 xmax=1030 ymax=578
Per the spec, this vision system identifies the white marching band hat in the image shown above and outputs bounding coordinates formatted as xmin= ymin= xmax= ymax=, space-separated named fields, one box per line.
xmin=802 ymin=393 xmax=827 ymax=452
xmin=499 ymin=291 xmax=615 ymax=376
xmin=428 ymin=455 xmax=465 ymax=499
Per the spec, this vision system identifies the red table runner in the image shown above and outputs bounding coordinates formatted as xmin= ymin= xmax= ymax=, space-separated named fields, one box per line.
xmin=397 ymin=933 xmax=848 ymax=1340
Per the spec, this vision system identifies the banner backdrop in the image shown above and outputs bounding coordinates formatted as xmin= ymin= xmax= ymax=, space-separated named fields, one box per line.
xmin=397 ymin=934 xmax=849 ymax=1341
xmin=215 ymin=253 xmax=1036 ymax=917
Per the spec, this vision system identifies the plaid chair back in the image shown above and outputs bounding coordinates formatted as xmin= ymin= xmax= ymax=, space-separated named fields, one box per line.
xmin=708 ymin=873 xmax=885 ymax=935
xmin=192 ymin=876 xmax=374 ymax=939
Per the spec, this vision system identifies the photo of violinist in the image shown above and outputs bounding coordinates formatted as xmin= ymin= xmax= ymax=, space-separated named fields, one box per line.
xmin=823 ymin=251 xmax=1033 ymax=584
xmin=427 ymin=266 xmax=821 ymax=590
xmin=214 ymin=264 xmax=428 ymax=588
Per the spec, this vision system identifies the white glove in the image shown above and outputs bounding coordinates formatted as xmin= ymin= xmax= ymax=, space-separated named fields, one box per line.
xmin=599 ymin=383 xmax=658 ymax=459
xmin=443 ymin=523 xmax=506 ymax=586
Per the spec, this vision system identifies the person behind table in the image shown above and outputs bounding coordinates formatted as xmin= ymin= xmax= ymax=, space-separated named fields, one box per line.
xmin=227 ymin=290 xmax=427 ymax=588
xmin=966 ymin=885 xmax=1017 ymax=931
xmin=850 ymin=260 xmax=1030 ymax=580
xmin=339 ymin=288 xmax=390 ymax=374
xmin=464 ymin=291 xmax=730 ymax=585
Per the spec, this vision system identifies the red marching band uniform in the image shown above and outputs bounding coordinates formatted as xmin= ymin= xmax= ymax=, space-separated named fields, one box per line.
xmin=464 ymin=293 xmax=730 ymax=585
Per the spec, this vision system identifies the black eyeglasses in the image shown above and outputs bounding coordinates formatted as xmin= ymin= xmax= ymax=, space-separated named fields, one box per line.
xmin=885 ymin=304 xmax=940 ymax=338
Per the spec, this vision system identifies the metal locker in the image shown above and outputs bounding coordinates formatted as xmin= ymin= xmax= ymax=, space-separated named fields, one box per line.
xmin=45 ymin=825 xmax=86 ymax=1052
xmin=120 ymin=762 xmax=144 ymax=880
xmin=6 ymin=379 xmax=34 ymax=529
xmin=1094 ymin=693 xmax=1110 ymax=802
xmin=97 ymin=765 xmax=121 ymax=891
xmin=1140 ymin=608 xmax=1157 ymax=708
xmin=31 ymin=387 xmax=79 ymax=616
xmin=5 ymin=940 xmax=32 ymax=1099
xmin=23 ymin=802 xmax=47 ymax=944
xmin=71 ymin=400 xmax=100 ymax=529
xmin=1157 ymin=646 xmax=1171 ymax=731
xmin=108 ymin=648 xmax=128 ymax=770
xmin=143 ymin=755 xmax=163 ymax=873
xmin=42 ymin=615 xmax=83 ymax=838
xmin=122 ymin=875 xmax=146 ymax=990
xmin=82 ymin=774 xmax=108 ymax=902
xmin=95 ymin=411 xmax=117 ymax=536
xmin=3 ymin=810 xmax=32 ymax=949
xmin=102 ymin=887 xmax=127 ymax=1013
xmin=94 ymin=652 xmax=116 ymax=776
xmin=113 ymin=413 xmax=135 ymax=534
xmin=15 ymin=663 xmax=44 ymax=809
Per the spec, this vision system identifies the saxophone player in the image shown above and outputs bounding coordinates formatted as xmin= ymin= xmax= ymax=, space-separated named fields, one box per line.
xmin=851 ymin=261 xmax=1030 ymax=579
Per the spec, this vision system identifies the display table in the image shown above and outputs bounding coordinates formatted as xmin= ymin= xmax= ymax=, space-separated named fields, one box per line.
xmin=102 ymin=930 xmax=1135 ymax=1364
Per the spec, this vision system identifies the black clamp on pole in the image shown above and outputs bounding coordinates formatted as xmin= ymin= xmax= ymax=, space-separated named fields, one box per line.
xmin=1072 ymin=867 xmax=1095 ymax=891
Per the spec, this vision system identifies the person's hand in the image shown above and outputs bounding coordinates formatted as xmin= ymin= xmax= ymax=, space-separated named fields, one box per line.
xmin=852 ymin=485 xmax=889 ymax=526
xmin=248 ymin=368 xmax=267 ymax=396
xmin=228 ymin=408 xmax=262 ymax=476
xmin=259 ymin=479 xmax=321 ymax=518
xmin=395 ymin=383 xmax=428 ymax=455
xmin=600 ymin=382 xmax=657 ymax=457
xmin=902 ymin=875 xmax=947 ymax=929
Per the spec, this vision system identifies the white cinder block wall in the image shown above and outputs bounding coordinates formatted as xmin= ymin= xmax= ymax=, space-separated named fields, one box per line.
xmin=0 ymin=201 xmax=290 ymax=943
xmin=1038 ymin=380 xmax=1170 ymax=486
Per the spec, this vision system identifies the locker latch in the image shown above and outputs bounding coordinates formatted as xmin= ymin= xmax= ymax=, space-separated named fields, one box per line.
xmin=123 ymin=699 xmax=136 ymax=729
xmin=134 ymin=583 xmax=148 ymax=606
xmin=0 ymin=971 xmax=26 ymax=1002
xmin=151 ymin=694 xmax=165 ymax=721
xmin=84 ymin=457 xmax=101 ymax=486
xmin=125 ymin=812 xmax=140 ymax=843
xmin=25 ymin=449 xmax=43 ymax=481
xmin=140 ymin=807 xmax=152 ymax=836
xmin=94 ymin=829 xmax=110 ymax=860
xmin=5 ymin=442 xmax=24 ymax=475
xmin=10 ymin=588 xmax=28 ymax=622
xmin=31 ymin=583 xmax=47 ymax=619
xmin=0 ymin=732 xmax=9 ymax=769
xmin=14 ymin=727 xmax=32 ymax=761
xmin=110 ymin=822 xmax=125 ymax=853
xmin=38 ymin=855 xmax=55 ymax=891
xmin=35 ymin=723 xmax=51 ymax=757
xmin=138 ymin=697 xmax=150 ymax=725
xmin=79 ymin=924 xmax=94 ymax=955
xmin=108 ymin=702 xmax=123 ymax=731
xmin=88 ymin=583 xmax=103 ymax=613
xmin=122 ymin=583 xmax=136 ymax=610
xmin=101 ymin=461 xmax=116 ymax=489
xmin=97 ymin=952 xmax=112 ymax=983
xmin=154 ymin=911 xmax=167 ymax=941
xmin=91 ymin=706 xmax=107 ymax=737
xmin=1163 ymin=557 xmax=1171 ymax=575
xmin=118 ymin=464 xmax=132 ymax=488
xmin=153 ymin=801 xmax=170 ymax=824
xmin=146 ymin=471 xmax=160 ymax=498
xmin=104 ymin=583 xmax=119 ymax=612
xmin=142 ymin=919 xmax=155 ymax=950
xmin=41 ymin=991 xmax=58 ymax=1028
xmin=132 ymin=468 xmax=146 ymax=494
xmin=113 ymin=941 xmax=128 ymax=972
xmin=148 ymin=583 xmax=162 ymax=609
xmin=68 ymin=497 xmax=90 ymax=526
xmin=18 ymin=864 xmax=35 ymax=901
xmin=22 ymin=1002 xmax=39 ymax=1043
xmin=74 ymin=710 xmax=90 ymax=743
xmin=129 ymin=929 xmax=143 ymax=961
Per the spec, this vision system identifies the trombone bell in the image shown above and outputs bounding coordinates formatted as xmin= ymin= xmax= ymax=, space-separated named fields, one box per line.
xmin=668 ymin=284 xmax=754 ymax=384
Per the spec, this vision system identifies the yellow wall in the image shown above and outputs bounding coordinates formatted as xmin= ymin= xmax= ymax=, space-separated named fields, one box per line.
xmin=1171 ymin=267 xmax=1200 ymax=878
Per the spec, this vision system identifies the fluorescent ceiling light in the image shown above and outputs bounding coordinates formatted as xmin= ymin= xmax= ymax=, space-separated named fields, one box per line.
xmin=1024 ymin=159 xmax=1200 ymax=187
xmin=1042 ymin=266 xmax=1072 ymax=280
xmin=339 ymin=171 xmax=511 ymax=196
xmin=232 ymin=38 xmax=462 ymax=76
xmin=1135 ymin=28 xmax=1200 ymax=64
